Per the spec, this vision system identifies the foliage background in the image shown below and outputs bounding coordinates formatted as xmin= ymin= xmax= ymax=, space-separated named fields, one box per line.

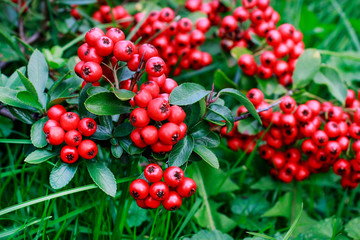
xmin=1 ymin=0 xmax=360 ymax=239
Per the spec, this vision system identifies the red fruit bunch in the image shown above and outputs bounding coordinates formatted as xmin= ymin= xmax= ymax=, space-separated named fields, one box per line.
xmin=185 ymin=0 xmax=231 ymax=26
xmin=129 ymin=165 xmax=197 ymax=211
xmin=43 ymin=104 xmax=98 ymax=163
xmin=71 ymin=4 xmax=131 ymax=28
xmin=130 ymin=8 xmax=213 ymax=76
xmin=129 ymin=75 xmax=187 ymax=153
xmin=222 ymin=88 xmax=360 ymax=189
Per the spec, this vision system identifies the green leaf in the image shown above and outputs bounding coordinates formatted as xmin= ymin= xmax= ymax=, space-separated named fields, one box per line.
xmin=237 ymin=118 xmax=261 ymax=135
xmin=292 ymin=49 xmax=321 ymax=89
xmin=0 ymin=116 xmax=14 ymax=137
xmin=111 ymin=145 xmax=123 ymax=158
xmin=86 ymin=160 xmax=117 ymax=197
xmin=30 ymin=118 xmax=47 ymax=148
xmin=257 ymin=78 xmax=287 ymax=97
xmin=191 ymin=122 xmax=220 ymax=148
xmin=87 ymin=86 xmax=109 ymax=95
xmin=59 ymin=0 xmax=96 ymax=4
xmin=205 ymin=104 xmax=234 ymax=133
xmin=345 ymin=217 xmax=360 ymax=239
xmin=218 ymin=88 xmax=261 ymax=124
xmin=119 ymin=137 xmax=145 ymax=155
xmin=262 ymin=191 xmax=302 ymax=219
xmin=246 ymin=232 xmax=276 ymax=240
xmin=126 ymin=200 xmax=149 ymax=228
xmin=3 ymin=66 xmax=26 ymax=90
xmin=16 ymin=70 xmax=38 ymax=97
xmin=169 ymin=83 xmax=211 ymax=106
xmin=113 ymin=122 xmax=134 ymax=137
xmin=51 ymin=76 xmax=82 ymax=100
xmin=8 ymin=107 xmax=34 ymax=124
xmin=230 ymin=47 xmax=252 ymax=60
xmin=168 ymin=136 xmax=194 ymax=167
xmin=28 ymin=49 xmax=49 ymax=95
xmin=186 ymin=230 xmax=233 ymax=240
xmin=313 ymin=66 xmax=348 ymax=104
xmin=50 ymin=160 xmax=78 ymax=189
xmin=118 ymin=67 xmax=135 ymax=81
xmin=17 ymin=91 xmax=43 ymax=110
xmin=79 ymin=83 xmax=95 ymax=118
xmin=185 ymin=98 xmax=207 ymax=128
xmin=24 ymin=150 xmax=58 ymax=164
xmin=92 ymin=125 xmax=112 ymax=140
xmin=48 ymin=71 xmax=71 ymax=95
xmin=112 ymin=88 xmax=135 ymax=101
xmin=99 ymin=116 xmax=114 ymax=131
xmin=85 ymin=92 xmax=131 ymax=116
xmin=283 ymin=204 xmax=303 ymax=240
xmin=214 ymin=69 xmax=238 ymax=90
xmin=193 ymin=145 xmax=219 ymax=169
xmin=0 ymin=87 xmax=34 ymax=109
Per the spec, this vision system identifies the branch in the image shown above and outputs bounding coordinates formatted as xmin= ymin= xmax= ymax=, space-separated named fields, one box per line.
xmin=0 ymin=104 xmax=17 ymax=121
xmin=234 ymin=100 xmax=281 ymax=121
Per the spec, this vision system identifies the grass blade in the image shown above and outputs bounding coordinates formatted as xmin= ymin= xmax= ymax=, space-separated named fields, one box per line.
xmin=283 ymin=203 xmax=303 ymax=240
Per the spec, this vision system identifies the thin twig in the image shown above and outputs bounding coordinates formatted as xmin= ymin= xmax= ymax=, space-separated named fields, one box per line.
xmin=0 ymin=104 xmax=17 ymax=121
xmin=234 ymin=100 xmax=282 ymax=121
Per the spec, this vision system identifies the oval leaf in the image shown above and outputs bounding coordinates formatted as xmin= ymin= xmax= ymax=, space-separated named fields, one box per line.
xmin=92 ymin=125 xmax=112 ymax=140
xmin=112 ymin=88 xmax=135 ymax=101
xmin=86 ymin=160 xmax=117 ymax=197
xmin=292 ymin=49 xmax=321 ymax=89
xmin=31 ymin=118 xmax=47 ymax=148
xmin=50 ymin=160 xmax=78 ymax=189
xmin=85 ymin=92 xmax=131 ymax=116
xmin=205 ymin=104 xmax=234 ymax=133
xmin=193 ymin=145 xmax=219 ymax=169
xmin=168 ymin=136 xmax=194 ymax=167
xmin=111 ymin=145 xmax=123 ymax=158
xmin=28 ymin=49 xmax=48 ymax=95
xmin=169 ymin=83 xmax=211 ymax=106
xmin=24 ymin=149 xmax=58 ymax=164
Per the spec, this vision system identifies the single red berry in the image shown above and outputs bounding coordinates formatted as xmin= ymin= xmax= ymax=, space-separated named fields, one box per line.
xmin=278 ymin=23 xmax=295 ymax=39
xmin=246 ymin=88 xmax=264 ymax=107
xmin=259 ymin=145 xmax=275 ymax=160
xmin=176 ymin=177 xmax=197 ymax=198
xmin=106 ymin=28 xmax=125 ymax=44
xmin=190 ymin=29 xmax=206 ymax=46
xmin=333 ymin=159 xmax=351 ymax=176
xmin=337 ymin=136 xmax=349 ymax=151
xmin=349 ymin=123 xmax=360 ymax=140
xmin=140 ymin=126 xmax=158 ymax=145
xmin=140 ymin=81 xmax=160 ymax=98
xmin=134 ymin=90 xmax=153 ymax=108
xmin=151 ymin=141 xmax=173 ymax=153
xmin=129 ymin=179 xmax=149 ymax=200
xmin=306 ymin=100 xmax=321 ymax=116
xmin=148 ymin=74 xmax=166 ymax=88
xmin=78 ymin=139 xmax=98 ymax=159
xmin=301 ymin=139 xmax=318 ymax=155
xmin=47 ymin=105 xmax=66 ymax=122
xmin=64 ymin=130 xmax=82 ymax=147
xmin=178 ymin=122 xmax=187 ymax=140
xmin=266 ymin=30 xmax=282 ymax=47
xmin=136 ymin=199 xmax=148 ymax=209
xmin=145 ymin=57 xmax=166 ymax=77
xmin=280 ymin=96 xmax=296 ymax=113
xmin=300 ymin=122 xmax=316 ymax=137
xmin=43 ymin=119 xmax=60 ymax=134
xmin=168 ymin=106 xmax=186 ymax=124
xmin=61 ymin=146 xmax=79 ymax=164
xmin=144 ymin=196 xmax=161 ymax=209
xmin=257 ymin=65 xmax=273 ymax=79
xmin=278 ymin=168 xmax=293 ymax=183
xmin=150 ymin=181 xmax=169 ymax=201
xmin=164 ymin=166 xmax=184 ymax=187
xmin=130 ymin=108 xmax=150 ymax=128
xmin=227 ymin=138 xmax=243 ymax=151
xmin=159 ymin=123 xmax=180 ymax=145
xmin=159 ymin=7 xmax=174 ymax=22
xmin=130 ymin=128 xmax=147 ymax=148
xmin=294 ymin=104 xmax=312 ymax=122
xmin=127 ymin=54 xmax=140 ymax=72
xmin=238 ymin=54 xmax=257 ymax=76
xmin=282 ymin=126 xmax=298 ymax=139
xmin=221 ymin=16 xmax=238 ymax=31
xmin=75 ymin=61 xmax=85 ymax=77
xmin=81 ymin=62 xmax=103 ymax=83
xmin=147 ymin=98 xmax=170 ymax=121
xmin=312 ymin=130 xmax=328 ymax=146
xmin=353 ymin=109 xmax=360 ymax=125
xmin=60 ymin=112 xmax=80 ymax=131
xmin=324 ymin=121 xmax=340 ymax=138
xmin=327 ymin=106 xmax=343 ymax=122
xmin=281 ymin=114 xmax=297 ymax=128
xmin=139 ymin=43 xmax=159 ymax=62
xmin=46 ymin=126 xmax=65 ymax=145
xmin=242 ymin=0 xmax=257 ymax=9
xmin=273 ymin=60 xmax=289 ymax=77
xmin=178 ymin=18 xmax=193 ymax=32
xmin=85 ymin=28 xmax=105 ymax=47
xmin=285 ymin=148 xmax=301 ymax=162
xmin=113 ymin=40 xmax=136 ymax=62
xmin=292 ymin=30 xmax=303 ymax=43
xmin=195 ymin=17 xmax=211 ymax=32
xmin=260 ymin=51 xmax=277 ymax=68
xmin=162 ymin=191 xmax=182 ymax=211
xmin=271 ymin=152 xmax=286 ymax=169
xmin=325 ymin=141 xmax=342 ymax=158
xmin=78 ymin=118 xmax=97 ymax=137
xmin=295 ymin=165 xmax=310 ymax=181
xmin=95 ymin=36 xmax=114 ymax=57
xmin=161 ymin=78 xmax=178 ymax=94
xmin=144 ymin=163 xmax=163 ymax=183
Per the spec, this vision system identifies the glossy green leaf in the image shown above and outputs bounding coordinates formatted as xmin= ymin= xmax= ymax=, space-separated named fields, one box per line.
xmin=8 ymin=107 xmax=34 ymax=124
xmin=87 ymin=86 xmax=109 ymax=95
xmin=112 ymin=88 xmax=135 ymax=101
xmin=16 ymin=70 xmax=38 ymax=97
xmin=111 ymin=145 xmax=123 ymax=158
xmin=86 ymin=160 xmax=117 ymax=197
xmin=3 ymin=66 xmax=26 ymax=90
xmin=193 ymin=145 xmax=219 ymax=169
xmin=169 ymin=83 xmax=211 ymax=106
xmin=85 ymin=92 xmax=131 ymax=116
xmin=79 ymin=83 xmax=96 ymax=119
xmin=0 ymin=87 xmax=33 ymax=109
xmin=237 ymin=118 xmax=261 ymax=135
xmin=92 ymin=125 xmax=112 ymax=140
xmin=27 ymin=49 xmax=48 ymax=95
xmin=168 ymin=136 xmax=194 ymax=167
xmin=17 ymin=91 xmax=43 ymax=110
xmin=214 ymin=69 xmax=238 ymax=90
xmin=30 ymin=118 xmax=47 ymax=148
xmin=205 ymin=104 xmax=234 ymax=133
xmin=50 ymin=161 xmax=78 ymax=189
xmin=292 ymin=49 xmax=321 ymax=89
xmin=345 ymin=217 xmax=360 ymax=239
xmin=24 ymin=150 xmax=58 ymax=164
xmin=113 ymin=122 xmax=134 ymax=137
xmin=119 ymin=137 xmax=145 ymax=155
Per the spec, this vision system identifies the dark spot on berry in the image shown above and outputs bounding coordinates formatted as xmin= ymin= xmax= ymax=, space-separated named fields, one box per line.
xmin=156 ymin=190 xmax=165 ymax=199
xmin=153 ymin=63 xmax=163 ymax=72
xmin=114 ymin=28 xmax=121 ymax=33
xmin=320 ymin=155 xmax=327 ymax=161
xmin=67 ymin=154 xmax=74 ymax=161
xmin=87 ymin=121 xmax=95 ymax=129
xmin=319 ymin=138 xmax=324 ymax=143
xmin=147 ymin=166 xmax=155 ymax=173
xmin=268 ymin=36 xmax=273 ymax=42
xmin=286 ymin=168 xmax=292 ymax=174
xmin=131 ymin=116 xmax=136 ymax=123
xmin=174 ymin=171 xmax=182 ymax=181
xmin=256 ymin=16 xmax=261 ymax=20
xmin=285 ymin=103 xmax=292 ymax=109
xmin=102 ymin=37 xmax=110 ymax=45
xmin=338 ymin=168 xmax=346 ymax=174
xmin=286 ymin=153 xmax=291 ymax=159
xmin=261 ymin=150 xmax=266 ymax=156
xmin=74 ymin=136 xmax=80 ymax=142
xmin=331 ymin=123 xmax=338 ymax=129
xmin=126 ymin=46 xmax=133 ymax=55
xmin=88 ymin=150 xmax=95 ymax=157
xmin=170 ymin=206 xmax=179 ymax=211
xmin=84 ymin=49 xmax=89 ymax=56
xmin=285 ymin=129 xmax=292 ymax=136
xmin=189 ymin=188 xmax=195 ymax=196
xmin=83 ymin=67 xmax=91 ymax=76
xmin=165 ymin=12 xmax=169 ymax=17
xmin=160 ymin=103 xmax=169 ymax=113
xmin=330 ymin=148 xmax=338 ymax=155
xmin=132 ymin=191 xmax=139 ymax=198
xmin=302 ymin=110 xmax=309 ymax=116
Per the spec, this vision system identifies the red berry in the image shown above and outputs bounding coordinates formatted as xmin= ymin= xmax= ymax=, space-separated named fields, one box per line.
xmin=242 ymin=0 xmax=257 ymax=9
xmin=148 ymin=74 xmax=166 ymax=88
xmin=333 ymin=159 xmax=351 ymax=176
xmin=312 ymin=130 xmax=328 ymax=146
xmin=168 ymin=106 xmax=186 ymax=124
xmin=150 ymin=181 xmax=169 ymax=201
xmin=162 ymin=191 xmax=182 ymax=211
xmin=134 ymin=90 xmax=153 ymax=108
xmin=78 ymin=139 xmax=98 ymax=159
xmin=140 ymin=126 xmax=158 ymax=145
xmin=250 ymin=9 xmax=264 ymax=25
xmin=130 ymin=128 xmax=147 ymax=148
xmin=273 ymin=60 xmax=289 ymax=77
xmin=64 ymin=130 xmax=82 ymax=147
xmin=43 ymin=119 xmax=60 ymax=134
xmin=285 ymin=148 xmax=301 ymax=162
xmin=145 ymin=57 xmax=166 ymax=77
xmin=136 ymin=199 xmax=147 ymax=209
xmin=78 ymin=118 xmax=97 ymax=137
xmin=294 ymin=104 xmax=312 ymax=122
xmin=151 ymin=141 xmax=173 ymax=153
xmin=337 ymin=136 xmax=349 ymax=151
xmin=301 ymin=139 xmax=318 ymax=155
xmin=95 ymin=36 xmax=114 ymax=57
xmin=140 ymin=81 xmax=160 ymax=98
xmin=278 ymin=23 xmax=295 ymax=39
xmin=120 ymin=79 xmax=138 ymax=92
xmin=221 ymin=16 xmax=238 ymax=31
xmin=306 ymin=100 xmax=321 ymax=116
xmin=129 ymin=179 xmax=149 ymax=200
xmin=144 ymin=163 xmax=163 ymax=183
xmin=280 ymin=96 xmax=296 ymax=113
xmin=75 ymin=61 xmax=85 ymax=77
xmin=81 ymin=62 xmax=103 ymax=82
xmin=46 ymin=126 xmax=65 ymax=145
xmin=106 ymin=28 xmax=125 ymax=44
xmin=85 ymin=28 xmax=105 ymax=47
xmin=233 ymin=6 xmax=249 ymax=22
xmin=195 ymin=17 xmax=211 ymax=32
xmin=324 ymin=121 xmax=340 ymax=138
xmin=327 ymin=106 xmax=343 ymax=122
xmin=130 ymin=108 xmax=150 ymax=128
xmin=61 ymin=146 xmax=79 ymax=164
xmin=266 ymin=30 xmax=282 ymax=47
xmin=349 ymin=123 xmax=360 ymax=140
xmin=260 ymin=51 xmax=277 ymax=68
xmin=325 ymin=141 xmax=342 ymax=158
xmin=164 ymin=166 xmax=184 ymax=187
xmin=178 ymin=18 xmax=193 ymax=32
xmin=271 ymin=152 xmax=286 ymax=169
xmin=176 ymin=177 xmax=197 ymax=198
xmin=144 ymin=196 xmax=161 ymax=209
xmin=47 ymin=105 xmax=66 ymax=122
xmin=147 ymin=98 xmax=170 ymax=121
xmin=295 ymin=165 xmax=310 ymax=181
xmin=161 ymin=78 xmax=178 ymax=94
xmin=159 ymin=123 xmax=180 ymax=145
xmin=60 ymin=112 xmax=80 ymax=131
xmin=139 ymin=43 xmax=159 ymax=62
xmin=238 ymin=54 xmax=257 ymax=76
xmin=278 ymin=168 xmax=293 ymax=183
xmin=274 ymin=43 xmax=289 ymax=58
xmin=246 ymin=88 xmax=264 ymax=107
xmin=127 ymin=54 xmax=140 ymax=71
xmin=113 ymin=40 xmax=136 ymax=62
xmin=178 ymin=122 xmax=187 ymax=140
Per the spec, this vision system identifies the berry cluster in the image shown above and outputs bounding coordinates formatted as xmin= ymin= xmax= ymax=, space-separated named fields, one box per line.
xmin=222 ymin=88 xmax=360 ymax=189
xmin=129 ymin=165 xmax=197 ymax=211
xmin=129 ymin=75 xmax=187 ymax=153
xmin=130 ymin=8 xmax=213 ymax=76
xmin=43 ymin=105 xmax=98 ymax=163
xmin=185 ymin=0 xmax=230 ymax=26
xmin=71 ymin=4 xmax=131 ymax=29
